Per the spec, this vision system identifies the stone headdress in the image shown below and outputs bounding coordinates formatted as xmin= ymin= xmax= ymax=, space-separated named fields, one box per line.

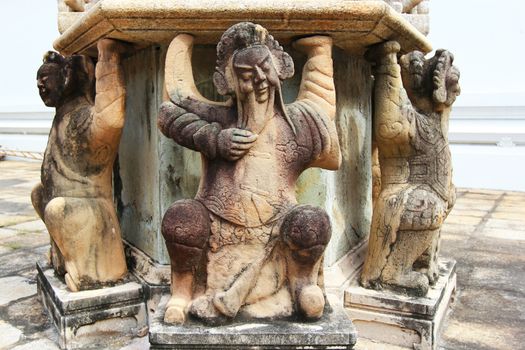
xmin=39 ymin=51 xmax=95 ymax=104
xmin=213 ymin=22 xmax=295 ymax=132
xmin=401 ymin=49 xmax=460 ymax=107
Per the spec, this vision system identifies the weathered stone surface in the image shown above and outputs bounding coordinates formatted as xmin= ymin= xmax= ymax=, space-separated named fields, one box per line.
xmin=0 ymin=276 xmax=36 ymax=306
xmin=360 ymin=42 xmax=461 ymax=297
xmin=0 ymin=321 xmax=23 ymax=348
xmin=0 ymin=250 xmax=43 ymax=277
xmin=37 ymin=262 xmax=148 ymax=349
xmin=8 ymin=219 xmax=47 ymax=232
xmin=32 ymin=39 xmax=129 ymax=292
xmin=150 ymin=295 xmax=356 ymax=349
xmin=11 ymin=338 xmax=60 ymax=350
xmin=54 ymin=0 xmax=431 ymax=56
xmin=159 ymin=23 xmax=341 ymax=325
xmin=347 ymin=259 xmax=456 ymax=350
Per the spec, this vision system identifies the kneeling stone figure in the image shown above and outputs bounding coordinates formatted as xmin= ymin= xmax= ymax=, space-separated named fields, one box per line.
xmin=361 ymin=41 xmax=461 ymax=296
xmin=32 ymin=39 xmax=128 ymax=291
xmin=159 ymin=22 xmax=341 ymax=324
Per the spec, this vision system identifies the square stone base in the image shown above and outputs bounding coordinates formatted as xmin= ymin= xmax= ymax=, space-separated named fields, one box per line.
xmin=345 ymin=258 xmax=456 ymax=350
xmin=149 ymin=295 xmax=357 ymax=349
xmin=36 ymin=262 xmax=148 ymax=349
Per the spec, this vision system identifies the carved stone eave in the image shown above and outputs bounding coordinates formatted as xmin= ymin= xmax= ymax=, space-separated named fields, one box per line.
xmin=54 ymin=0 xmax=431 ymax=56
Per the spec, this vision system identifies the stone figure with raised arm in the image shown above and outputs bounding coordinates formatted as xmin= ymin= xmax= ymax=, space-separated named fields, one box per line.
xmin=31 ymin=39 xmax=128 ymax=291
xmin=360 ymin=41 xmax=460 ymax=296
xmin=158 ymin=22 xmax=341 ymax=324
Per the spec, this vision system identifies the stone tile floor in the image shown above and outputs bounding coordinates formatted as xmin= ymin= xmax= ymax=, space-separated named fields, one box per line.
xmin=0 ymin=160 xmax=523 ymax=349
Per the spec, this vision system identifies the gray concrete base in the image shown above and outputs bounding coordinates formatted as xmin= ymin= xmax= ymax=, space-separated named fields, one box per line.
xmin=36 ymin=262 xmax=148 ymax=349
xmin=345 ymin=258 xmax=456 ymax=350
xmin=149 ymin=295 xmax=357 ymax=349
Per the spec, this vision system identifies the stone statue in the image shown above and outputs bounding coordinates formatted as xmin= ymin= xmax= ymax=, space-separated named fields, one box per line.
xmin=60 ymin=0 xmax=97 ymax=12
xmin=385 ymin=0 xmax=426 ymax=13
xmin=360 ymin=41 xmax=460 ymax=296
xmin=31 ymin=39 xmax=128 ymax=292
xmin=158 ymin=22 xmax=341 ymax=324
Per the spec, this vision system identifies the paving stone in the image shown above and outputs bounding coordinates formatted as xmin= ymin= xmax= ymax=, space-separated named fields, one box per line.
xmin=0 ymin=231 xmax=50 ymax=250
xmin=0 ymin=227 xmax=18 ymax=238
xmin=452 ymin=202 xmax=494 ymax=211
xmin=484 ymin=218 xmax=525 ymax=231
xmin=0 ymin=200 xmax=34 ymax=215
xmin=461 ymin=192 xmax=501 ymax=201
xmin=441 ymin=319 xmax=507 ymax=350
xmin=463 ymin=188 xmax=506 ymax=196
xmin=354 ymin=338 xmax=407 ymax=350
xmin=502 ymin=192 xmax=525 ymax=198
xmin=8 ymin=220 xmax=47 ymax=232
xmin=445 ymin=215 xmax=483 ymax=226
xmin=441 ymin=223 xmax=474 ymax=235
xmin=119 ymin=336 xmax=149 ymax=350
xmin=0 ymin=321 xmax=23 ymax=348
xmin=7 ymin=295 xmax=53 ymax=333
xmin=482 ymin=228 xmax=525 ymax=241
xmin=0 ymin=245 xmax=14 ymax=254
xmin=0 ymin=250 xmax=42 ymax=277
xmin=11 ymin=338 xmax=60 ymax=350
xmin=448 ymin=208 xmax=488 ymax=218
xmin=494 ymin=204 xmax=525 ymax=214
xmin=490 ymin=212 xmax=525 ymax=221
xmin=0 ymin=276 xmax=37 ymax=306
xmin=0 ymin=215 xmax=37 ymax=228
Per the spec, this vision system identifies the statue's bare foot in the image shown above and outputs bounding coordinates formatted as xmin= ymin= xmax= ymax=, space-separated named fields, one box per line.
xmin=189 ymin=295 xmax=228 ymax=325
xmin=298 ymin=285 xmax=325 ymax=319
xmin=388 ymin=271 xmax=429 ymax=297
xmin=213 ymin=291 xmax=241 ymax=318
xmin=427 ymin=264 xmax=440 ymax=285
xmin=164 ymin=296 xmax=189 ymax=324
xmin=64 ymin=273 xmax=79 ymax=292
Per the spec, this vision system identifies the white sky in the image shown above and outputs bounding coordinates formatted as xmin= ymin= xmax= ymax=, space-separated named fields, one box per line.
xmin=0 ymin=0 xmax=59 ymax=110
xmin=428 ymin=0 xmax=525 ymax=103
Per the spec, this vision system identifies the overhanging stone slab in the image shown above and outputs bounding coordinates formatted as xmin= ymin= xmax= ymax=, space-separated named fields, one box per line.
xmin=55 ymin=0 xmax=431 ymax=55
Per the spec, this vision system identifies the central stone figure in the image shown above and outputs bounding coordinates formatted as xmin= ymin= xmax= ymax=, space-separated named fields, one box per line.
xmin=158 ymin=22 xmax=341 ymax=324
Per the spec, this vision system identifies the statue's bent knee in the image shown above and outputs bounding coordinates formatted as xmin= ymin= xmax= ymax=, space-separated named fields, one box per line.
xmin=281 ymin=205 xmax=331 ymax=264
xmin=161 ymin=199 xmax=210 ymax=271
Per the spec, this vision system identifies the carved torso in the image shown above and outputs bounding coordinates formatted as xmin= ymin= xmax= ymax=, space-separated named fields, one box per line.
xmin=407 ymin=109 xmax=452 ymax=201
xmin=41 ymin=100 xmax=111 ymax=202
xmin=378 ymin=105 xmax=452 ymax=203
xmin=196 ymin=101 xmax=328 ymax=228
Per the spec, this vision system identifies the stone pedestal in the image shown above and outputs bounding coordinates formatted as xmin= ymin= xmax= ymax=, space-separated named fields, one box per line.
xmin=149 ymin=296 xmax=356 ymax=349
xmin=36 ymin=262 xmax=148 ymax=349
xmin=345 ymin=259 xmax=457 ymax=350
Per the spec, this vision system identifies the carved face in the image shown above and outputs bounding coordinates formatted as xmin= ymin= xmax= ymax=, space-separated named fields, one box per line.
xmin=37 ymin=64 xmax=65 ymax=107
xmin=401 ymin=51 xmax=426 ymax=96
xmin=233 ymin=46 xmax=280 ymax=103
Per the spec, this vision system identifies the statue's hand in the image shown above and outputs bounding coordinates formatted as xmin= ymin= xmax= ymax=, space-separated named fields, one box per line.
xmin=293 ymin=36 xmax=332 ymax=58
xmin=217 ymin=128 xmax=258 ymax=161
xmin=97 ymin=38 xmax=133 ymax=62
xmin=365 ymin=41 xmax=401 ymax=65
